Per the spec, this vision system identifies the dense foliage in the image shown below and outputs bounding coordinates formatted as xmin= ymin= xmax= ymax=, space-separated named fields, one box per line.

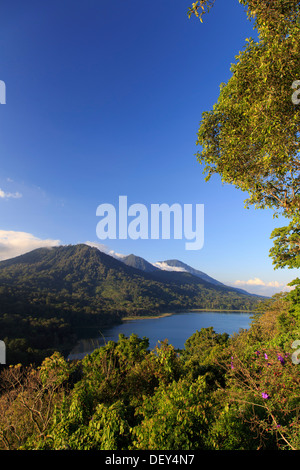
xmin=0 ymin=0 xmax=299 ymax=451
xmin=189 ymin=0 xmax=300 ymax=269
xmin=0 ymin=244 xmax=260 ymax=365
xmin=0 ymin=284 xmax=299 ymax=450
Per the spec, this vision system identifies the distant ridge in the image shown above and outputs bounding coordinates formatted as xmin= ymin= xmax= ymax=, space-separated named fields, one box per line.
xmin=116 ymin=252 xmax=255 ymax=297
xmin=156 ymin=259 xmax=256 ymax=297
xmin=154 ymin=259 xmax=224 ymax=286
xmin=121 ymin=254 xmax=159 ymax=273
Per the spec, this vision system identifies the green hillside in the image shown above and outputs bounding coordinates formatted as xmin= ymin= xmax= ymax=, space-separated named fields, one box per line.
xmin=0 ymin=244 xmax=262 ymax=364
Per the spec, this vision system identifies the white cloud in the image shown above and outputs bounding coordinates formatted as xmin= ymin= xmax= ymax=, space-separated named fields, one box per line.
xmin=0 ymin=188 xmax=22 ymax=199
xmin=84 ymin=241 xmax=126 ymax=260
xmin=235 ymin=278 xmax=267 ymax=287
xmin=0 ymin=230 xmax=60 ymax=261
xmin=152 ymin=261 xmax=187 ymax=272
xmin=233 ymin=278 xmax=295 ymax=296
xmin=235 ymin=278 xmax=284 ymax=288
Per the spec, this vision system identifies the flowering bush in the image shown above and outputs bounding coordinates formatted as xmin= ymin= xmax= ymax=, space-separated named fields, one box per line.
xmin=227 ymin=345 xmax=300 ymax=450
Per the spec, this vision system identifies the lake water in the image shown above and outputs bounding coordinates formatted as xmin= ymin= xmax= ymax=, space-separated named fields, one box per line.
xmin=68 ymin=311 xmax=253 ymax=360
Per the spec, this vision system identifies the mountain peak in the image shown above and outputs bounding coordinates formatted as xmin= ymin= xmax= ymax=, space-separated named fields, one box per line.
xmin=121 ymin=254 xmax=159 ymax=273
xmin=153 ymin=259 xmax=224 ymax=287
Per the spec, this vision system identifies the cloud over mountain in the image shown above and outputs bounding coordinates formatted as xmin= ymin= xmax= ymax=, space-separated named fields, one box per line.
xmin=84 ymin=241 xmax=126 ymax=260
xmin=0 ymin=230 xmax=60 ymax=261
xmin=152 ymin=261 xmax=188 ymax=272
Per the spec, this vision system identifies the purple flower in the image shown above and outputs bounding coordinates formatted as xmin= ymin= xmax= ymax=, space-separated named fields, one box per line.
xmin=264 ymin=353 xmax=268 ymax=360
xmin=277 ymin=355 xmax=285 ymax=365
xmin=255 ymin=350 xmax=260 ymax=356
xmin=262 ymin=392 xmax=270 ymax=399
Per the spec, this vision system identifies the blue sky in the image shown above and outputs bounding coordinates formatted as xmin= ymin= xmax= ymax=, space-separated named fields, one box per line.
xmin=0 ymin=0 xmax=298 ymax=296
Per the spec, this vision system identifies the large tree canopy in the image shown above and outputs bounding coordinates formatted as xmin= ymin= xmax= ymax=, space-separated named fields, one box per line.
xmin=189 ymin=0 xmax=300 ymax=269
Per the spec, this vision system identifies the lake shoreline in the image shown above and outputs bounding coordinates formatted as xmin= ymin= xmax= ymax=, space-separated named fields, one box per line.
xmin=122 ymin=308 xmax=255 ymax=321
xmin=68 ymin=310 xmax=254 ymax=360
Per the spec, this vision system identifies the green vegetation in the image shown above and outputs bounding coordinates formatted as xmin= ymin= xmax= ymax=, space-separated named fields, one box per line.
xmin=0 ymin=0 xmax=299 ymax=451
xmin=0 ymin=285 xmax=299 ymax=450
xmin=190 ymin=0 xmax=300 ymax=271
xmin=0 ymin=244 xmax=261 ymax=365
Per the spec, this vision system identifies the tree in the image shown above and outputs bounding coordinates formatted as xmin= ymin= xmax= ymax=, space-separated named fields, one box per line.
xmin=188 ymin=0 xmax=300 ymax=269
xmin=131 ymin=376 xmax=215 ymax=450
xmin=0 ymin=352 xmax=71 ymax=449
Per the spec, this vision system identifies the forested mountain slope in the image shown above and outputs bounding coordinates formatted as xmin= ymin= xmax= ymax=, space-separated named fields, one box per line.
xmin=0 ymin=244 xmax=262 ymax=364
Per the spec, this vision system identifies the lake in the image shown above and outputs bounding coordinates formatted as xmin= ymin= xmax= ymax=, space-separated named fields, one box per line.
xmin=67 ymin=310 xmax=253 ymax=360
